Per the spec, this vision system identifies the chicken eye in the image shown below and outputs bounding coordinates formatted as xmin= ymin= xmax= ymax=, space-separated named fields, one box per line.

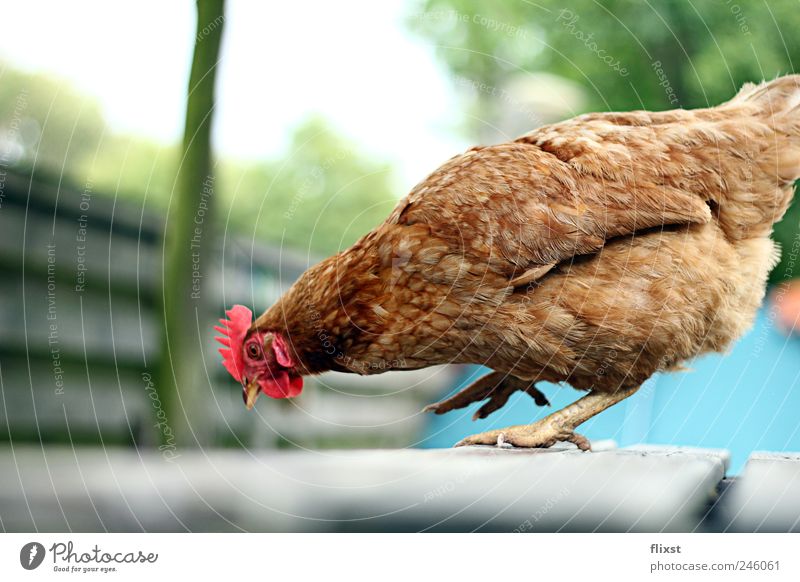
xmin=247 ymin=343 xmax=260 ymax=358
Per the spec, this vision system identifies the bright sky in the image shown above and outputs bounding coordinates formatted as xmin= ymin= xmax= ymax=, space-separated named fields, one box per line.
xmin=0 ymin=0 xmax=468 ymax=189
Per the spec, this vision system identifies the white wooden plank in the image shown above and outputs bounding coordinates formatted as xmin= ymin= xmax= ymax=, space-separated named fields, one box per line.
xmin=720 ymin=451 xmax=800 ymax=532
xmin=0 ymin=445 xmax=725 ymax=532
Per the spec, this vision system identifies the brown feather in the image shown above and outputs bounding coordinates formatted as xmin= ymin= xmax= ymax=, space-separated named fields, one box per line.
xmin=253 ymin=76 xmax=800 ymax=395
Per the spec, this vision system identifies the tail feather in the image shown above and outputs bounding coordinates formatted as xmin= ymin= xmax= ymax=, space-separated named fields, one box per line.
xmin=730 ymin=74 xmax=800 ymax=116
xmin=735 ymin=76 xmax=800 ymax=184
xmin=711 ymin=76 xmax=800 ymax=238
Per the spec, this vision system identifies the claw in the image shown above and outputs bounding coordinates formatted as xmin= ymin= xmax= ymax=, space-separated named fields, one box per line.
xmin=454 ymin=422 xmax=591 ymax=450
xmin=423 ymin=372 xmax=552 ymax=422
xmin=566 ymin=431 xmax=592 ymax=452
xmin=529 ymin=389 xmax=551 ymax=407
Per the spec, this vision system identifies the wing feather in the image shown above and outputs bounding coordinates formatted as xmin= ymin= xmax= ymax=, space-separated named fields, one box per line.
xmin=386 ymin=128 xmax=712 ymax=289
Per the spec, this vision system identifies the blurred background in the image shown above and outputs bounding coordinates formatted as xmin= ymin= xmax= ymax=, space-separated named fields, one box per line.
xmin=2 ymin=0 xmax=800 ymax=478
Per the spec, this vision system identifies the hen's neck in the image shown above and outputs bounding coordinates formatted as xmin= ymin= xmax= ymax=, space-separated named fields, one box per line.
xmin=253 ymin=244 xmax=379 ymax=376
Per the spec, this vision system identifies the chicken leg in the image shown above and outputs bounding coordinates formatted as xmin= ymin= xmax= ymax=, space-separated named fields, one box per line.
xmin=455 ymin=384 xmax=640 ymax=451
xmin=423 ymin=371 xmax=551 ymax=421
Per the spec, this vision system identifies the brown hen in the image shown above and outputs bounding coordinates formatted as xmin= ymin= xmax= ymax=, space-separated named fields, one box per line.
xmin=237 ymin=76 xmax=800 ymax=449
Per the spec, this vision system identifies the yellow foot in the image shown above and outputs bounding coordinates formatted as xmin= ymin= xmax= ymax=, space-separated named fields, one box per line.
xmin=454 ymin=418 xmax=591 ymax=451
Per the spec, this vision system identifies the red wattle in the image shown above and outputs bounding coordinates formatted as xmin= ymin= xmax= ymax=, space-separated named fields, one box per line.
xmin=288 ymin=375 xmax=304 ymax=397
xmin=260 ymin=371 xmax=303 ymax=399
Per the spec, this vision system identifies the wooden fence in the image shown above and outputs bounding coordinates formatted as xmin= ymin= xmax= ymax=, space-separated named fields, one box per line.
xmin=0 ymin=168 xmax=454 ymax=450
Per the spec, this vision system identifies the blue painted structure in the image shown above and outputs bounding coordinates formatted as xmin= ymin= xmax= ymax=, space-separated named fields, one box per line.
xmin=421 ymin=307 xmax=800 ymax=474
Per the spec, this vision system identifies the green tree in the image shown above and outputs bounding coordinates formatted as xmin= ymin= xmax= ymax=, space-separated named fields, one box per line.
xmin=82 ymin=137 xmax=179 ymax=204
xmin=219 ymin=116 xmax=396 ymax=257
xmin=0 ymin=66 xmax=105 ymax=178
xmin=0 ymin=58 xmax=396 ymax=262
xmin=159 ymin=0 xmax=225 ymax=446
xmin=407 ymin=0 xmax=800 ymax=282
xmin=409 ymin=0 xmax=800 ymax=114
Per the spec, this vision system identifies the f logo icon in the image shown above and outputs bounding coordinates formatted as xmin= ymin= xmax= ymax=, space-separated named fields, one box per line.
xmin=19 ymin=542 xmax=45 ymax=570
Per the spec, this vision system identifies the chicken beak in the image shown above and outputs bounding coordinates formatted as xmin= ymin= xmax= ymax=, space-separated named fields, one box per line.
xmin=242 ymin=377 xmax=260 ymax=410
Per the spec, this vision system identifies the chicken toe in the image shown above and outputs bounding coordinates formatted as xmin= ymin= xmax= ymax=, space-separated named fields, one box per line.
xmin=454 ymin=419 xmax=590 ymax=450
xmin=422 ymin=371 xmax=550 ymax=418
xmin=454 ymin=385 xmax=640 ymax=450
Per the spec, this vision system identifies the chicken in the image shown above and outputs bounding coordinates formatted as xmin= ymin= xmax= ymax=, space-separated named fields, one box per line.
xmin=217 ymin=75 xmax=800 ymax=449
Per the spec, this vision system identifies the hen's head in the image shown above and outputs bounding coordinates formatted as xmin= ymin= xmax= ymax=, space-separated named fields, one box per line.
xmin=215 ymin=305 xmax=303 ymax=409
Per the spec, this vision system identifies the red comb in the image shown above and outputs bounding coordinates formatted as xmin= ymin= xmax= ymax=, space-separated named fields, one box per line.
xmin=214 ymin=305 xmax=253 ymax=383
